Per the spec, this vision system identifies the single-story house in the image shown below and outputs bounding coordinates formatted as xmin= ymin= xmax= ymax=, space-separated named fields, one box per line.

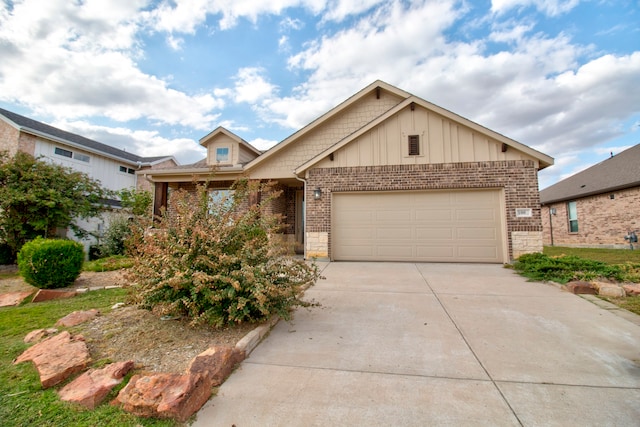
xmin=0 ymin=107 xmax=177 ymax=251
xmin=141 ymin=80 xmax=553 ymax=263
xmin=540 ymin=143 xmax=640 ymax=248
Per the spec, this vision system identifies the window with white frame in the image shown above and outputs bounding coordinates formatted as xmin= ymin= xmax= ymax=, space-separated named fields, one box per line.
xmin=54 ymin=146 xmax=90 ymax=163
xmin=567 ymin=201 xmax=578 ymax=232
xmin=119 ymin=165 xmax=135 ymax=174
xmin=216 ymin=147 xmax=230 ymax=163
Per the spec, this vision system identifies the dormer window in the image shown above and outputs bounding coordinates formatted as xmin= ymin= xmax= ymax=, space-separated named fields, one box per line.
xmin=216 ymin=147 xmax=229 ymax=163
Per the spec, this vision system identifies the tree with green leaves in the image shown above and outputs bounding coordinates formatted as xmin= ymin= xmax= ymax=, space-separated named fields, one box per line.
xmin=0 ymin=151 xmax=110 ymax=261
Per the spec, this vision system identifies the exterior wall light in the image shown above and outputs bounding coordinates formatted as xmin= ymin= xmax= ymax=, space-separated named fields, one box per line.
xmin=313 ymin=188 xmax=322 ymax=200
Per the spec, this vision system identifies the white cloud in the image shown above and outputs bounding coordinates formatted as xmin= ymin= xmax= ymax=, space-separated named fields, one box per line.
xmin=0 ymin=0 xmax=223 ymax=130
xmin=267 ymin=0 xmax=639 ymax=174
xmin=147 ymin=0 xmax=325 ymax=33
xmin=248 ymin=137 xmax=279 ymax=151
xmin=53 ymin=120 xmax=206 ymax=164
xmin=491 ymin=0 xmax=579 ymax=17
xmin=232 ymin=68 xmax=278 ymax=104
xmin=321 ymin=0 xmax=385 ymax=23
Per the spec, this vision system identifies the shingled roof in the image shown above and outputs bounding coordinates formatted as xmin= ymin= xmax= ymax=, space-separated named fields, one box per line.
xmin=0 ymin=107 xmax=172 ymax=165
xmin=540 ymin=143 xmax=640 ymax=204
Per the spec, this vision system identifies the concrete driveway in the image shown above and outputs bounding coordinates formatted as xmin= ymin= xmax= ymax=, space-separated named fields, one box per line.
xmin=193 ymin=262 xmax=640 ymax=426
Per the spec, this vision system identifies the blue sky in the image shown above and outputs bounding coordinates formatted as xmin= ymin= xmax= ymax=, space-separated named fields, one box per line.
xmin=0 ymin=0 xmax=638 ymax=189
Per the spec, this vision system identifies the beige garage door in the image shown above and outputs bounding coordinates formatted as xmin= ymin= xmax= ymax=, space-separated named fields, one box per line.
xmin=332 ymin=190 xmax=505 ymax=263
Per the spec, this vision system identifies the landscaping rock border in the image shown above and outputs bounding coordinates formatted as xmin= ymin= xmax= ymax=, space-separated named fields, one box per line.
xmin=14 ymin=307 xmax=279 ymax=422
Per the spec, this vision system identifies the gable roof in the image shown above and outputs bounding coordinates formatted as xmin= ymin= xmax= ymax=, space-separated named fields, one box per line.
xmin=244 ymin=80 xmax=410 ymax=172
xmin=540 ymin=143 xmax=640 ymax=204
xmin=199 ymin=126 xmax=262 ymax=156
xmin=0 ymin=107 xmax=176 ymax=166
xmin=295 ymin=93 xmax=554 ymax=174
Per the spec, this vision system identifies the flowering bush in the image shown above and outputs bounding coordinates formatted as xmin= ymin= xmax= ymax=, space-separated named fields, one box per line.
xmin=125 ymin=179 xmax=319 ymax=326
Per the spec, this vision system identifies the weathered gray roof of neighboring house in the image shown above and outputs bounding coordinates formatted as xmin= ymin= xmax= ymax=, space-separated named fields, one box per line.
xmin=0 ymin=107 xmax=173 ymax=165
xmin=540 ymin=143 xmax=640 ymax=204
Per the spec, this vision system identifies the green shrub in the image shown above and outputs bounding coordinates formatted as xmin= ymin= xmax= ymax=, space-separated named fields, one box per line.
xmin=99 ymin=215 xmax=133 ymax=257
xmin=126 ymin=180 xmax=320 ymax=327
xmin=512 ymin=252 xmax=634 ymax=284
xmin=17 ymin=238 xmax=84 ymax=289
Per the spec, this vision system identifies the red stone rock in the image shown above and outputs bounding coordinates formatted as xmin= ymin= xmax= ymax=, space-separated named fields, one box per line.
xmin=114 ymin=372 xmax=212 ymax=422
xmin=14 ymin=331 xmax=91 ymax=388
xmin=24 ymin=328 xmax=59 ymax=344
xmin=56 ymin=309 xmax=100 ymax=327
xmin=0 ymin=291 xmax=34 ymax=307
xmin=187 ymin=346 xmax=244 ymax=387
xmin=31 ymin=289 xmax=76 ymax=303
xmin=58 ymin=361 xmax=134 ymax=409
xmin=623 ymin=284 xmax=640 ymax=296
xmin=566 ymin=281 xmax=597 ymax=295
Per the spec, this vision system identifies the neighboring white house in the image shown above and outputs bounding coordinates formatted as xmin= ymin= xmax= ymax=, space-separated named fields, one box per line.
xmin=0 ymin=107 xmax=177 ymax=254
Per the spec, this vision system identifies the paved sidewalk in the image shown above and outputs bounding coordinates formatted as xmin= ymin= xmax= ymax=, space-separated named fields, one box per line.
xmin=193 ymin=262 xmax=640 ymax=426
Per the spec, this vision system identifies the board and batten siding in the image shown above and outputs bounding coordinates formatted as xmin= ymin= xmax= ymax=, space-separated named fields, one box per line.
xmin=34 ymin=139 xmax=137 ymax=191
xmin=315 ymin=106 xmax=538 ymax=168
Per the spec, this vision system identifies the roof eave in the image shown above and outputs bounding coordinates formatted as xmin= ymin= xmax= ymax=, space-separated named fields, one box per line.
xmin=295 ymin=95 xmax=555 ymax=175
xmin=20 ymin=127 xmax=144 ymax=165
xmin=541 ymin=181 xmax=640 ymax=205
xmin=246 ymin=80 xmax=411 ymax=172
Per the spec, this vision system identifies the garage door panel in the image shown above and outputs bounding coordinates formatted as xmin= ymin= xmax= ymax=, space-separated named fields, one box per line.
xmin=332 ymin=190 xmax=504 ymax=263
xmin=376 ymin=210 xmax=411 ymax=222
xmin=415 ymin=209 xmax=453 ymax=221
xmin=377 ymin=227 xmax=413 ymax=239
xmin=376 ymin=246 xmax=414 ymax=257
xmin=458 ymin=246 xmax=499 ymax=259
xmin=457 ymin=227 xmax=498 ymax=239
xmin=341 ymin=227 xmax=376 ymax=239
xmin=416 ymin=245 xmax=455 ymax=257
xmin=456 ymin=209 xmax=496 ymax=221
xmin=338 ymin=245 xmax=375 ymax=258
xmin=416 ymin=227 xmax=454 ymax=239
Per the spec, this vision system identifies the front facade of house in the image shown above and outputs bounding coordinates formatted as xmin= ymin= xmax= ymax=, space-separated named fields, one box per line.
xmin=540 ymin=144 xmax=640 ymax=248
xmin=143 ymin=81 xmax=553 ymax=263
xmin=0 ymin=108 xmax=177 ymax=252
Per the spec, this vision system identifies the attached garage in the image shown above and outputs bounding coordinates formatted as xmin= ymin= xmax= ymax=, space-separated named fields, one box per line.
xmin=331 ymin=189 xmax=506 ymax=263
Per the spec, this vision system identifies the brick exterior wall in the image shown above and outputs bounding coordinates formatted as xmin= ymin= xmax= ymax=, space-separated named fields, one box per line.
xmin=0 ymin=119 xmax=20 ymax=156
xmin=0 ymin=120 xmax=36 ymax=156
xmin=305 ymin=160 xmax=543 ymax=260
xmin=542 ymin=186 xmax=640 ymax=248
xmin=170 ymin=180 xmax=297 ymax=236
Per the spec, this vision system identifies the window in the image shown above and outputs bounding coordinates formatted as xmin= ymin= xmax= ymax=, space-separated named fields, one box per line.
xmin=119 ymin=165 xmax=135 ymax=174
xmin=54 ymin=147 xmax=90 ymax=162
xmin=408 ymin=135 xmax=420 ymax=156
xmin=216 ymin=147 xmax=230 ymax=163
xmin=567 ymin=201 xmax=578 ymax=232
xmin=208 ymin=189 xmax=234 ymax=214
xmin=54 ymin=147 xmax=73 ymax=158
xmin=74 ymin=153 xmax=90 ymax=163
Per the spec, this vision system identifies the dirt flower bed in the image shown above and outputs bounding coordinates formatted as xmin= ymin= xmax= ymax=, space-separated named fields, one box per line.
xmin=2 ymin=269 xmax=264 ymax=374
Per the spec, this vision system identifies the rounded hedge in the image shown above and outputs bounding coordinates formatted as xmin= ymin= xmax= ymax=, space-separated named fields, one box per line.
xmin=17 ymin=238 xmax=84 ymax=289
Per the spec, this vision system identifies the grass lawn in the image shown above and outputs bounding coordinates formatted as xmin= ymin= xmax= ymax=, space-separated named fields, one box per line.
xmin=0 ymin=288 xmax=177 ymax=427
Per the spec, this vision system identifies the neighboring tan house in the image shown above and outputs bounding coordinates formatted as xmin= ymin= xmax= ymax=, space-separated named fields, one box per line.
xmin=143 ymin=81 xmax=553 ymax=263
xmin=540 ymin=143 xmax=640 ymax=248
xmin=0 ymin=107 xmax=177 ymax=252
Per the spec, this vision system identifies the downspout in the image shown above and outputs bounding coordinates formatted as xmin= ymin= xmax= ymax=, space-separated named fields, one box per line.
xmin=294 ymin=172 xmax=308 ymax=260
